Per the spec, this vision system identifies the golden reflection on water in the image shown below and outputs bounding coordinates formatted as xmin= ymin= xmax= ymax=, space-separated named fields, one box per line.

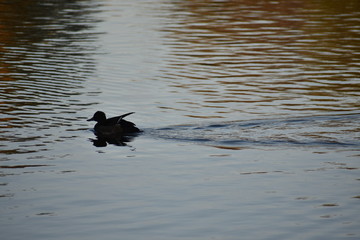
xmin=0 ymin=0 xmax=102 ymax=154
xmin=158 ymin=0 xmax=360 ymax=119
xmin=0 ymin=0 xmax=100 ymax=124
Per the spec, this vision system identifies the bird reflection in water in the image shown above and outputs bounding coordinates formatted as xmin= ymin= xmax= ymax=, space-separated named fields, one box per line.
xmin=89 ymin=134 xmax=138 ymax=147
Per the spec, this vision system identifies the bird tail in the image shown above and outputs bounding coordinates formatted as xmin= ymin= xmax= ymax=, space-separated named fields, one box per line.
xmin=116 ymin=112 xmax=135 ymax=123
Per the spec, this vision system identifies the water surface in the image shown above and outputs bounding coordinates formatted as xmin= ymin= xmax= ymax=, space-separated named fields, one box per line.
xmin=1 ymin=0 xmax=359 ymax=239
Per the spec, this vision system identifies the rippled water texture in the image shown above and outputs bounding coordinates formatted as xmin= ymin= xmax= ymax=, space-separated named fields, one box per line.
xmin=1 ymin=0 xmax=360 ymax=240
xmin=157 ymin=0 xmax=360 ymax=120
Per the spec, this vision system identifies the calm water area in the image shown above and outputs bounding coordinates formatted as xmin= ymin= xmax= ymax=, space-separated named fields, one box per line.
xmin=1 ymin=0 xmax=360 ymax=239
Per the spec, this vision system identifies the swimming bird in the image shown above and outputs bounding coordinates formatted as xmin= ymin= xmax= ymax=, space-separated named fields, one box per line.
xmin=87 ymin=111 xmax=141 ymax=137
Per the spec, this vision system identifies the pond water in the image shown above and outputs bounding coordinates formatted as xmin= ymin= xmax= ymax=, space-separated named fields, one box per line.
xmin=1 ymin=0 xmax=360 ymax=239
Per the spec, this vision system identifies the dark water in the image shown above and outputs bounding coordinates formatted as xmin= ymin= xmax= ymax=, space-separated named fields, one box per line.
xmin=1 ymin=0 xmax=360 ymax=239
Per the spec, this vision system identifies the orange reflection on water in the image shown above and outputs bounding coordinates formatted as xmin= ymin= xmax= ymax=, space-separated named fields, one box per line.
xmin=157 ymin=0 xmax=360 ymax=119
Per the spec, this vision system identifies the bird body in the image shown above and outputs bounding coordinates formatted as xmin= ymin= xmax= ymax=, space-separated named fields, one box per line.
xmin=87 ymin=111 xmax=140 ymax=138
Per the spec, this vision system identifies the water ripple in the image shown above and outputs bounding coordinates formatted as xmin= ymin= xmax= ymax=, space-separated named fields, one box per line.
xmin=153 ymin=0 xmax=360 ymax=120
xmin=0 ymin=1 xmax=102 ymax=153
xmin=148 ymin=112 xmax=360 ymax=149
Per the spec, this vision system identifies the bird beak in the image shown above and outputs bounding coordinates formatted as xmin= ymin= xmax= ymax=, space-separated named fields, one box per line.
xmin=87 ymin=117 xmax=94 ymax=121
